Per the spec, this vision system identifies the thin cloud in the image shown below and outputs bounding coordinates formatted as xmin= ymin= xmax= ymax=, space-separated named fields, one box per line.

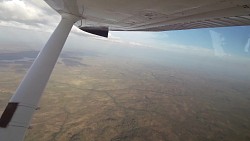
xmin=209 ymin=30 xmax=226 ymax=57
xmin=244 ymin=38 xmax=250 ymax=53
xmin=0 ymin=0 xmax=59 ymax=31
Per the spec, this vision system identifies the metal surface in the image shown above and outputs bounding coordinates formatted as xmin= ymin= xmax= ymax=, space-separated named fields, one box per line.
xmin=0 ymin=103 xmax=18 ymax=128
xmin=45 ymin=0 xmax=250 ymax=31
xmin=79 ymin=26 xmax=109 ymax=37
xmin=1 ymin=0 xmax=250 ymax=140
xmin=0 ymin=15 xmax=78 ymax=141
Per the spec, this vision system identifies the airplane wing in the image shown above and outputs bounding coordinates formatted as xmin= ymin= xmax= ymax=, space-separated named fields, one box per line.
xmin=45 ymin=0 xmax=250 ymax=36
xmin=1 ymin=0 xmax=250 ymax=141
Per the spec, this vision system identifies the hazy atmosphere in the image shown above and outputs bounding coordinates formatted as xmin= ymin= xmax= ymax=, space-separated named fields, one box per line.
xmin=0 ymin=0 xmax=250 ymax=141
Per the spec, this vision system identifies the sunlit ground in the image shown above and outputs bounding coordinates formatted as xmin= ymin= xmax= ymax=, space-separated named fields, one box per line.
xmin=0 ymin=33 xmax=249 ymax=140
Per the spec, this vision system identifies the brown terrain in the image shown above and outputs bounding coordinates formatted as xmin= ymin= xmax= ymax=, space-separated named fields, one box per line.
xmin=0 ymin=49 xmax=250 ymax=141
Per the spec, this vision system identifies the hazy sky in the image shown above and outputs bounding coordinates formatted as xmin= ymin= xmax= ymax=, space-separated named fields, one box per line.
xmin=0 ymin=0 xmax=250 ymax=57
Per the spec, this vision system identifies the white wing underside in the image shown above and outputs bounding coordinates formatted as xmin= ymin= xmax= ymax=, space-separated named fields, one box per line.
xmin=1 ymin=0 xmax=250 ymax=141
xmin=45 ymin=0 xmax=250 ymax=31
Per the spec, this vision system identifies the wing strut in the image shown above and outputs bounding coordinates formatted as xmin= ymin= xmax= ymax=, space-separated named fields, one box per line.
xmin=0 ymin=14 xmax=79 ymax=141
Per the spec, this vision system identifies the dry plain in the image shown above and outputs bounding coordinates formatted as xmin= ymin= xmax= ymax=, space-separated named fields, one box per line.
xmin=0 ymin=48 xmax=250 ymax=141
